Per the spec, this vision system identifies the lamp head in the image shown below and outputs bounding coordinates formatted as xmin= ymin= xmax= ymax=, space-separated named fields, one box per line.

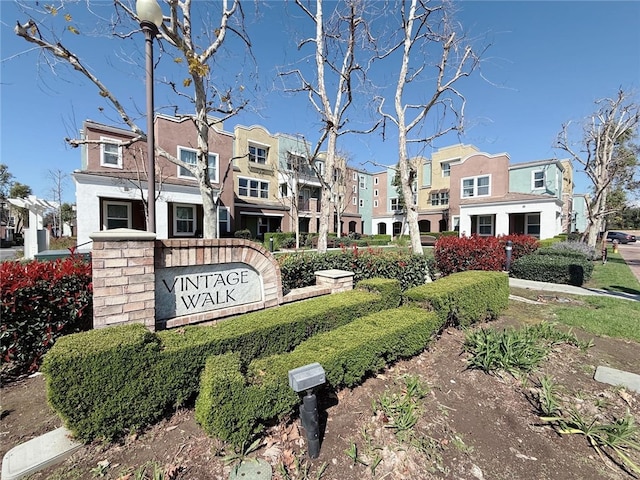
xmin=136 ymin=0 xmax=163 ymax=28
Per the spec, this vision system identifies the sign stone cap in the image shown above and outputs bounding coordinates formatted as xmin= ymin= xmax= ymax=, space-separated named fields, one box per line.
xmin=90 ymin=228 xmax=157 ymax=242
xmin=288 ymin=362 xmax=326 ymax=392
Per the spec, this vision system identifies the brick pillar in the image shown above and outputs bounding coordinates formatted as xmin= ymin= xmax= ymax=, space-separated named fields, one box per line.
xmin=315 ymin=269 xmax=354 ymax=293
xmin=90 ymin=229 xmax=156 ymax=330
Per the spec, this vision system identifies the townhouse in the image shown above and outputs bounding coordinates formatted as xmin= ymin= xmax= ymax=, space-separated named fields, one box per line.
xmin=73 ymin=116 xmax=370 ymax=246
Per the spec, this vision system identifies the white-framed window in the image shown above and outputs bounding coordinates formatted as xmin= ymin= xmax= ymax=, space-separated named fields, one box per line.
xmin=218 ymin=206 xmax=230 ymax=236
xmin=431 ymin=191 xmax=449 ymax=206
xmin=178 ymin=146 xmax=218 ymax=182
xmin=462 ymin=175 xmax=490 ymax=198
xmin=374 ymin=177 xmax=379 ymax=185
xmin=441 ymin=162 xmax=451 ymax=177
xmin=525 ymin=213 xmax=541 ymax=237
xmin=374 ymin=189 xmax=378 ymax=197
xmin=315 ymin=160 xmax=325 ymax=175
xmin=352 ymin=197 xmax=357 ymax=205
xmin=532 ymin=170 xmax=545 ymax=189
xmin=359 ymin=175 xmax=366 ymax=189
xmin=352 ymin=185 xmax=357 ymax=193
xmin=249 ymin=144 xmax=268 ymax=164
xmin=359 ymin=199 xmax=364 ymax=207
xmin=174 ymin=204 xmax=196 ymax=236
xmin=239 ymin=177 xmax=269 ymax=199
xmin=390 ymin=198 xmax=401 ymax=212
xmin=478 ymin=215 xmax=494 ymax=236
xmin=100 ymin=137 xmax=122 ymax=168
xmin=373 ymin=199 xmax=379 ymax=208
xmin=352 ymin=172 xmax=358 ymax=181
xmin=103 ymin=201 xmax=131 ymax=230
xmin=333 ymin=168 xmax=341 ymax=182
xmin=452 ymin=215 xmax=460 ymax=232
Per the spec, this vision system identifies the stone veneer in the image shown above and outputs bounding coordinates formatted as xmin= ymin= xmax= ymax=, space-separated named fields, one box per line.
xmin=156 ymin=238 xmax=283 ymax=329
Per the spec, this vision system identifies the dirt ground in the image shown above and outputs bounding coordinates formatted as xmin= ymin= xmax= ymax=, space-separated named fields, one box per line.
xmin=2 ymin=295 xmax=639 ymax=480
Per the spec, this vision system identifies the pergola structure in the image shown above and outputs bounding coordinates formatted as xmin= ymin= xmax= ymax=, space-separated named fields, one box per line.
xmin=8 ymin=195 xmax=59 ymax=259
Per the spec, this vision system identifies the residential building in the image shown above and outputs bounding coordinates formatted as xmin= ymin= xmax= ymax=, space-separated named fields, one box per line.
xmin=73 ymin=115 xmax=235 ymax=247
xmin=371 ymin=167 xmax=408 ymax=237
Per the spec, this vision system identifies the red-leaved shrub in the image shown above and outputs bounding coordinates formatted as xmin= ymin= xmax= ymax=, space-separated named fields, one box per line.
xmin=1 ymin=255 xmax=93 ymax=379
xmin=434 ymin=234 xmax=539 ymax=277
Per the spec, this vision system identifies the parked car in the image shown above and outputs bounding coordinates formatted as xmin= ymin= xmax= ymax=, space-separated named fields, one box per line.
xmin=606 ymin=231 xmax=637 ymax=244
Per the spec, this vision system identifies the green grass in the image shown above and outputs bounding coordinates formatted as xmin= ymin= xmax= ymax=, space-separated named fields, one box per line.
xmin=586 ymin=251 xmax=640 ymax=296
xmin=551 ymin=296 xmax=640 ymax=343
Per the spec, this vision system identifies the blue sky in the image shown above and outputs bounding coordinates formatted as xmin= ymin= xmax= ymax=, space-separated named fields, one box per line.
xmin=1 ymin=1 xmax=639 ymax=204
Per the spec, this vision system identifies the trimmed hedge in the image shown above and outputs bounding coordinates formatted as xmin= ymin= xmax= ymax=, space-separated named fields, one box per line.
xmin=195 ymin=307 xmax=443 ymax=445
xmin=510 ymin=253 xmax=594 ymax=286
xmin=278 ymin=248 xmax=430 ymax=292
xmin=42 ymin=283 xmax=398 ymax=441
xmin=404 ymin=270 xmax=509 ymax=327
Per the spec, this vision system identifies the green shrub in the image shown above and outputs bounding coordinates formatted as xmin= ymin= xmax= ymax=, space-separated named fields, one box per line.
xmin=234 ymin=229 xmax=252 ymax=240
xmin=42 ymin=284 xmax=398 ymax=441
xmin=510 ymin=253 xmax=594 ymax=286
xmin=41 ymin=324 xmax=164 ymax=442
xmin=278 ymin=248 xmax=430 ymax=291
xmin=196 ymin=307 xmax=443 ymax=445
xmin=264 ymin=232 xmax=296 ymax=251
xmin=404 ymin=270 xmax=509 ymax=327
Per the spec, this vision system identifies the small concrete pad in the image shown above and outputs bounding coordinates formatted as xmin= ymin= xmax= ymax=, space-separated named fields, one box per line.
xmin=1 ymin=427 xmax=82 ymax=480
xmin=229 ymin=458 xmax=272 ymax=480
xmin=594 ymin=365 xmax=640 ymax=394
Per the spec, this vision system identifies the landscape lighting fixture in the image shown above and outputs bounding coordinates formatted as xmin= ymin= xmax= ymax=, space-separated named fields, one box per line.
xmin=136 ymin=0 xmax=163 ymax=232
xmin=288 ymin=363 xmax=326 ymax=459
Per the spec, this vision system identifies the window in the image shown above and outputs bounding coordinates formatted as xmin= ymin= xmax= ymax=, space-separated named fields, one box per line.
xmin=462 ymin=175 xmax=490 ymax=198
xmin=441 ymin=162 xmax=451 ymax=177
xmin=178 ymin=147 xmax=218 ymax=182
xmin=352 ymin=197 xmax=357 ymax=205
xmin=478 ymin=215 xmax=493 ymax=236
xmin=390 ymin=198 xmax=401 ymax=212
xmin=430 ymin=191 xmax=449 ymax=206
xmin=526 ymin=213 xmax=541 ymax=237
xmin=239 ymin=177 xmax=269 ymax=199
xmin=218 ymin=206 xmax=230 ymax=236
xmin=352 ymin=172 xmax=357 ymax=181
xmin=174 ymin=204 xmax=196 ymax=236
xmin=280 ymin=183 xmax=289 ymax=197
xmin=359 ymin=175 xmax=366 ymax=189
xmin=249 ymin=144 xmax=268 ymax=164
xmin=374 ymin=177 xmax=379 ymax=185
xmin=374 ymin=189 xmax=378 ymax=197
xmin=352 ymin=185 xmax=357 ymax=193
xmin=100 ymin=138 xmax=122 ymax=168
xmin=532 ymin=170 xmax=545 ymax=189
xmin=333 ymin=168 xmax=341 ymax=182
xmin=103 ymin=201 xmax=131 ymax=229
xmin=287 ymin=153 xmax=305 ymax=171
xmin=359 ymin=199 xmax=364 ymax=207
xmin=315 ymin=160 xmax=325 ymax=175
xmin=373 ymin=199 xmax=379 ymax=208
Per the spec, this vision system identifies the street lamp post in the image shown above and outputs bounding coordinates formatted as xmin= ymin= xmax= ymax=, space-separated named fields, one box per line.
xmin=136 ymin=0 xmax=163 ymax=233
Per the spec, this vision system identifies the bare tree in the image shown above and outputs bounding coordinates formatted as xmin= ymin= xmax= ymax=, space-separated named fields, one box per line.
xmin=376 ymin=0 xmax=482 ymax=254
xmin=557 ymin=89 xmax=640 ymax=247
xmin=47 ymin=169 xmax=68 ymax=237
xmin=280 ymin=0 xmax=377 ymax=253
xmin=14 ymin=0 xmax=251 ymax=238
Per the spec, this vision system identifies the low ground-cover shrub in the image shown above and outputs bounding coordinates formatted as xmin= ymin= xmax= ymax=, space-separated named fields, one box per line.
xmin=195 ymin=307 xmax=443 ymax=445
xmin=434 ymin=234 xmax=539 ymax=276
xmin=278 ymin=247 xmax=430 ymax=291
xmin=404 ymin=270 xmax=509 ymax=327
xmin=1 ymin=255 xmax=92 ymax=378
xmin=42 ymin=282 xmax=398 ymax=441
xmin=510 ymin=253 xmax=594 ymax=286
xmin=550 ymin=241 xmax=596 ymax=260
